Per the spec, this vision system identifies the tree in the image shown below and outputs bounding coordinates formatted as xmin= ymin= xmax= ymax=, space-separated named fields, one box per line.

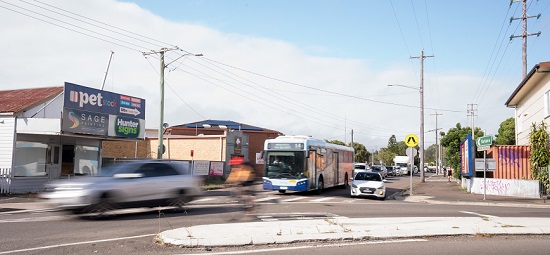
xmin=349 ymin=142 xmax=370 ymax=163
xmin=495 ymin=117 xmax=515 ymax=145
xmin=529 ymin=122 xmax=550 ymax=193
xmin=326 ymin=140 xmax=346 ymax=146
xmin=378 ymin=148 xmax=396 ymax=165
xmin=424 ymin=144 xmax=437 ymax=164
xmin=387 ymin=135 xmax=398 ymax=154
xmin=440 ymin=123 xmax=484 ymax=179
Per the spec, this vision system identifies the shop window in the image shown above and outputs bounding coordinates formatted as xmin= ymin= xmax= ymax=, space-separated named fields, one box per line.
xmin=14 ymin=142 xmax=48 ymax=177
xmin=74 ymin=146 xmax=99 ymax=176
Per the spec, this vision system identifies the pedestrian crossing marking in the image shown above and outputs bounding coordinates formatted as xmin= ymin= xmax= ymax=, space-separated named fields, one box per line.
xmin=282 ymin=197 xmax=307 ymax=202
xmin=311 ymin=197 xmax=335 ymax=203
xmin=254 ymin=196 xmax=279 ymax=202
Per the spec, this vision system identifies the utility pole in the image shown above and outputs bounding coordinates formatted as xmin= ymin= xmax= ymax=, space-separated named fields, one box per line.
xmin=510 ymin=0 xmax=541 ymax=79
xmin=142 ymin=49 xmax=203 ymax=159
xmin=467 ymin=104 xmax=478 ymax=141
xmin=350 ymin=129 xmax=354 ymax=146
xmin=411 ymin=50 xmax=434 ymax=183
xmin=143 ymin=47 xmax=179 ymax=159
xmin=431 ymin=112 xmax=443 ymax=175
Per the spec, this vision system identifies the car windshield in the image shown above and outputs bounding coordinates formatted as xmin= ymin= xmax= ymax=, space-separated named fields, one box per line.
xmin=265 ymin=151 xmax=306 ymax=179
xmin=371 ymin=166 xmax=381 ymax=171
xmin=354 ymin=172 xmax=381 ymax=181
xmin=354 ymin=164 xmax=366 ymax=170
xmin=95 ymin=163 xmax=139 ymax=177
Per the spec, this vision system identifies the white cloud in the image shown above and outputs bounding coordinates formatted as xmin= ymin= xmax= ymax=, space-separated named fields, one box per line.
xmin=0 ymin=0 xmax=517 ymax=150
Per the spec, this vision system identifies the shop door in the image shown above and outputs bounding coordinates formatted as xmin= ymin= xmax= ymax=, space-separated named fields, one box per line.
xmin=47 ymin=145 xmax=61 ymax=180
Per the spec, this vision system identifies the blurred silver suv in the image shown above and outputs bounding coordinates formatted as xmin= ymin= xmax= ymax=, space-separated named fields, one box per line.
xmin=40 ymin=160 xmax=201 ymax=217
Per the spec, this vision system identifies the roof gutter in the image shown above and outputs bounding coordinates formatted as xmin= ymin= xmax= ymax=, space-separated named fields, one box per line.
xmin=505 ymin=63 xmax=540 ymax=107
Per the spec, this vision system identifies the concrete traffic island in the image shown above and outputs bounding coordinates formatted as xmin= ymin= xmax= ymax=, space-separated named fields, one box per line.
xmin=158 ymin=217 xmax=550 ymax=247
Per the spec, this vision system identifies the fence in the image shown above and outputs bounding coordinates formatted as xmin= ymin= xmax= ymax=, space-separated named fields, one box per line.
xmin=0 ymin=168 xmax=11 ymax=194
xmin=537 ymin=166 xmax=550 ymax=197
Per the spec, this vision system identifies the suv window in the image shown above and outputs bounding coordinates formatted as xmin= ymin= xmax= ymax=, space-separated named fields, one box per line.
xmin=135 ymin=163 xmax=179 ymax=177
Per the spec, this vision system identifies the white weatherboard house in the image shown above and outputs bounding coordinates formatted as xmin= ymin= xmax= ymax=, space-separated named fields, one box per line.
xmin=0 ymin=83 xmax=146 ymax=194
xmin=505 ymin=61 xmax=550 ymax=145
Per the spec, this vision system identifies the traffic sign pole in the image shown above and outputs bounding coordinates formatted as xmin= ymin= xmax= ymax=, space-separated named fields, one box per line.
xmin=405 ymin=137 xmax=418 ymax=196
xmin=476 ymin=135 xmax=493 ymax=201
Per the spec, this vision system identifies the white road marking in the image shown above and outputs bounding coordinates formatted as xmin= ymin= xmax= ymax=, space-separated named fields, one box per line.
xmin=254 ymin=196 xmax=279 ymax=202
xmin=0 ymin=215 xmax=67 ymax=223
xmin=0 ymin=234 xmax=156 ymax=254
xmin=460 ymin=211 xmax=498 ymax=218
xmin=176 ymin=239 xmax=428 ymax=255
xmin=190 ymin=197 xmax=217 ymax=203
xmin=311 ymin=197 xmax=335 ymax=202
xmin=281 ymin=197 xmax=307 ymax=202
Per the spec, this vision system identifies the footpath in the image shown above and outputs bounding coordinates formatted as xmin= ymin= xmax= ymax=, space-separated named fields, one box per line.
xmin=2 ymin=174 xmax=550 ymax=247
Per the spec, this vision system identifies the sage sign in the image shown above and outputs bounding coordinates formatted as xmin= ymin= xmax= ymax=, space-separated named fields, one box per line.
xmin=113 ymin=116 xmax=142 ymax=138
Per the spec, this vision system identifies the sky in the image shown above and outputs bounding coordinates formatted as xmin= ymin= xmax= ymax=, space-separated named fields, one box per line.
xmin=1 ymin=0 xmax=550 ymax=150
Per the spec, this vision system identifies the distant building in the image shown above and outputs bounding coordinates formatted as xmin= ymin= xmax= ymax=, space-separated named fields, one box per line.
xmin=102 ymin=120 xmax=283 ymax=175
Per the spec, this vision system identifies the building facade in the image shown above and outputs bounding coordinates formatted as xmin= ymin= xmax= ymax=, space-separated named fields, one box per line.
xmin=505 ymin=61 xmax=550 ymax=145
xmin=0 ymin=83 xmax=146 ymax=194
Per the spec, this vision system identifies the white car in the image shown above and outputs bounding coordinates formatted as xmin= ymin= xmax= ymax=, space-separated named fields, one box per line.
xmin=40 ymin=160 xmax=201 ymax=217
xmin=350 ymin=171 xmax=386 ymax=200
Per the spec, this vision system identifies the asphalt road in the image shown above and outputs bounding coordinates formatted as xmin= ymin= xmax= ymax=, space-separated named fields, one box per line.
xmin=1 ymin=174 xmax=549 ymax=254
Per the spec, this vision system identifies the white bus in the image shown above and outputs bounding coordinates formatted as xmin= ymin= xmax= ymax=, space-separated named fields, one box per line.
xmin=262 ymin=136 xmax=354 ymax=194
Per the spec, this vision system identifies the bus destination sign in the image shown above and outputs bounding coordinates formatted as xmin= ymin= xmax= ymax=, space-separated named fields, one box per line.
xmin=268 ymin=143 xmax=304 ymax=150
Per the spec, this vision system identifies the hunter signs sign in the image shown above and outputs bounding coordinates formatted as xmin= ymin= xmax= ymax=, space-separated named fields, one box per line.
xmin=62 ymin=82 xmax=146 ymax=139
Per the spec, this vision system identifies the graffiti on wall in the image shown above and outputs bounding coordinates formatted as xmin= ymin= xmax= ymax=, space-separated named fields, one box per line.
xmin=467 ymin=178 xmax=540 ymax=198
xmin=498 ymin=147 xmax=522 ymax=168
xmin=479 ymin=179 xmax=511 ymax=195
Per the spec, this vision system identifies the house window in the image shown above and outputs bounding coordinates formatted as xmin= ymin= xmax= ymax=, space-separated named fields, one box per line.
xmin=517 ymin=114 xmax=523 ymax=134
xmin=14 ymin=142 xmax=48 ymax=177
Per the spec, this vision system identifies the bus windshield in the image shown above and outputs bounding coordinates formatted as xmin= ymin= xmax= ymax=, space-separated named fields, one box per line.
xmin=265 ymin=151 xmax=306 ymax=179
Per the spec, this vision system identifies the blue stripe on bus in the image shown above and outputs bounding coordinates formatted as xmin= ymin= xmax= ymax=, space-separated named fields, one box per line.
xmin=262 ymin=179 xmax=308 ymax=191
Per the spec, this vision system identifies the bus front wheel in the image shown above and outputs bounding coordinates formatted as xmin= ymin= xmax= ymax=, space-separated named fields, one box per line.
xmin=316 ymin=178 xmax=324 ymax=195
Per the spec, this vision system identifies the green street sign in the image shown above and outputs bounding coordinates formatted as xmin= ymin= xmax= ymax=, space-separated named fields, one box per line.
xmin=476 ymin=135 xmax=493 ymax=147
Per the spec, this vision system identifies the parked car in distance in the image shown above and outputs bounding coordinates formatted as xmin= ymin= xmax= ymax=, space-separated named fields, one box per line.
xmin=370 ymin=165 xmax=387 ymax=179
xmin=350 ymin=171 xmax=386 ymax=200
xmin=354 ymin=163 xmax=371 ymax=174
xmin=40 ymin=160 xmax=201 ymax=217
xmin=385 ymin=166 xmax=396 ymax=177
xmin=392 ymin=165 xmax=403 ymax=176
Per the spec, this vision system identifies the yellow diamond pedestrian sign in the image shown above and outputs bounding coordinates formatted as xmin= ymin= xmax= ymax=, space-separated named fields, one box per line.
xmin=405 ymin=134 xmax=419 ymax=147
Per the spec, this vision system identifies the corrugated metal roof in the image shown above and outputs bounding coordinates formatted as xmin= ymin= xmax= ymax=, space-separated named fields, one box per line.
xmin=0 ymin=86 xmax=64 ymax=114
xmin=175 ymin=119 xmax=266 ymax=131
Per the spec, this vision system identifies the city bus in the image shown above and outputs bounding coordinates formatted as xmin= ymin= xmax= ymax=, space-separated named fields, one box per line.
xmin=262 ymin=135 xmax=354 ymax=194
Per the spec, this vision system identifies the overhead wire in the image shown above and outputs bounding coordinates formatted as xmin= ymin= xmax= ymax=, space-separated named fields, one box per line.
xmin=389 ymin=0 xmax=419 ymax=79
xmin=475 ymin=2 xmax=523 ymax=107
xmin=143 ymin=55 xmax=207 ymax=120
xmin=1 ymin=0 xmax=462 ymax=140
xmin=199 ymin=57 xmax=463 ymax=113
xmin=0 ymin=0 xmax=142 ymax=52
xmin=22 ymin=0 xmax=170 ymax=50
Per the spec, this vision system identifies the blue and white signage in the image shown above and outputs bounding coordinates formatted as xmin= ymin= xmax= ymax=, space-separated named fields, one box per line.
xmin=62 ymin=82 xmax=146 ymax=139
xmin=64 ymin=82 xmax=145 ymax=119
